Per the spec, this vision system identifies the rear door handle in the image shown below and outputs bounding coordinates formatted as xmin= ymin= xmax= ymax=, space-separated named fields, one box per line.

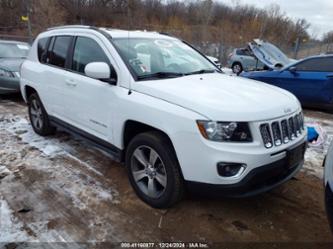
xmin=327 ymin=74 xmax=333 ymax=78
xmin=65 ymin=79 xmax=77 ymax=87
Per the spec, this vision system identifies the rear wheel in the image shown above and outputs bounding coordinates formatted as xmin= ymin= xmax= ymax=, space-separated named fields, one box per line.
xmin=125 ymin=131 xmax=184 ymax=208
xmin=232 ymin=62 xmax=243 ymax=75
xmin=28 ymin=93 xmax=55 ymax=136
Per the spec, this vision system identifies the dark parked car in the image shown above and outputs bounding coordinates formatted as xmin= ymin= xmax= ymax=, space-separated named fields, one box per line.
xmin=241 ymin=55 xmax=333 ymax=111
xmin=324 ymin=142 xmax=333 ymax=233
xmin=0 ymin=40 xmax=30 ymax=94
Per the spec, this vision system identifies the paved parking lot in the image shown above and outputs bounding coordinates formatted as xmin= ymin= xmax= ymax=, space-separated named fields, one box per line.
xmin=0 ymin=94 xmax=333 ymax=244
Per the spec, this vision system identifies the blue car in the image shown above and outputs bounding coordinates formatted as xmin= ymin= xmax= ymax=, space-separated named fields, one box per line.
xmin=241 ymin=55 xmax=333 ymax=111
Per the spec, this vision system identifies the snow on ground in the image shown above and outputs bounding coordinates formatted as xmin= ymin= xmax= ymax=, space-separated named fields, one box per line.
xmin=0 ymin=197 xmax=34 ymax=242
xmin=0 ymin=115 xmax=103 ymax=176
xmin=0 ymin=115 xmax=117 ymax=209
xmin=303 ymin=112 xmax=333 ymax=178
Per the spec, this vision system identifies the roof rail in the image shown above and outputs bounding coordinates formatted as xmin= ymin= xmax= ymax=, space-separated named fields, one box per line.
xmin=46 ymin=25 xmax=115 ymax=39
xmin=47 ymin=25 xmax=94 ymax=31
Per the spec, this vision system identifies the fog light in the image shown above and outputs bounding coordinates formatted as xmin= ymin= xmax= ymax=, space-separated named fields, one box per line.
xmin=217 ymin=162 xmax=246 ymax=177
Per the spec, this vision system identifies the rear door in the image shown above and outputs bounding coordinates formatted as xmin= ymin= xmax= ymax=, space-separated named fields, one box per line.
xmin=63 ymin=35 xmax=117 ymax=141
xmin=276 ymin=57 xmax=333 ymax=105
xmin=41 ymin=36 xmax=73 ymax=117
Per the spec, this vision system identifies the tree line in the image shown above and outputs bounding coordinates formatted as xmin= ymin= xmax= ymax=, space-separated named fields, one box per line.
xmin=0 ymin=0 xmax=330 ymax=60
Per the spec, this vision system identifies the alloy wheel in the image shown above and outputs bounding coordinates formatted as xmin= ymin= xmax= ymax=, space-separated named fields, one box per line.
xmin=131 ymin=146 xmax=167 ymax=199
xmin=30 ymin=99 xmax=44 ymax=130
xmin=233 ymin=64 xmax=242 ymax=74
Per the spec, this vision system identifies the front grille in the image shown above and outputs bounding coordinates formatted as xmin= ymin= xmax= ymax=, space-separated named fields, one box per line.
xmin=260 ymin=112 xmax=304 ymax=148
xmin=260 ymin=124 xmax=273 ymax=148
xmin=271 ymin=122 xmax=282 ymax=146
xmin=281 ymin=120 xmax=289 ymax=143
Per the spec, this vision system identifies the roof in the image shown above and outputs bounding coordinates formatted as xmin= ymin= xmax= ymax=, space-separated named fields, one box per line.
xmin=46 ymin=25 xmax=176 ymax=40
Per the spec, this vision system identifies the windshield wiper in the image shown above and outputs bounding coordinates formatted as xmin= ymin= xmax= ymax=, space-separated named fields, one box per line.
xmin=137 ymin=72 xmax=184 ymax=81
xmin=185 ymin=69 xmax=216 ymax=76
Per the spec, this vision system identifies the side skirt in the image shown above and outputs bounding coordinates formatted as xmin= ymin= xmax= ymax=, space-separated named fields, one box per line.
xmin=49 ymin=116 xmax=123 ymax=162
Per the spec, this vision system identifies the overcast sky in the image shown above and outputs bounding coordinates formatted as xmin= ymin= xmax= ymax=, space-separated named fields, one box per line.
xmin=221 ymin=0 xmax=333 ymax=38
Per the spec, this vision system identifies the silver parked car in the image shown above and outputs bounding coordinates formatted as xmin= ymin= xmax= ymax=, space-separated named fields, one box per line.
xmin=227 ymin=47 xmax=265 ymax=74
xmin=228 ymin=39 xmax=296 ymax=75
xmin=0 ymin=40 xmax=30 ymax=94
xmin=324 ymin=141 xmax=333 ymax=232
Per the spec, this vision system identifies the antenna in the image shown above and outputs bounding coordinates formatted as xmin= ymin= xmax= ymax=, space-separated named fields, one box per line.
xmin=127 ymin=1 xmax=132 ymax=95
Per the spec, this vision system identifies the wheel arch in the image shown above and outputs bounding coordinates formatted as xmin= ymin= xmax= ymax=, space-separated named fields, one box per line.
xmin=24 ymin=85 xmax=37 ymax=103
xmin=232 ymin=61 xmax=242 ymax=67
xmin=122 ymin=120 xmax=182 ymax=176
xmin=123 ymin=120 xmax=174 ymax=151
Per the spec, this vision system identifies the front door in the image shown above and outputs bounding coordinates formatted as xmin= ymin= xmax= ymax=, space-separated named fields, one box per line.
xmin=64 ymin=36 xmax=116 ymax=142
xmin=276 ymin=57 xmax=333 ymax=105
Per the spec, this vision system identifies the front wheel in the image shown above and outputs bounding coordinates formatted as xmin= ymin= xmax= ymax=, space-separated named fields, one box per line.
xmin=28 ymin=93 xmax=55 ymax=136
xmin=232 ymin=63 xmax=243 ymax=75
xmin=125 ymin=132 xmax=184 ymax=208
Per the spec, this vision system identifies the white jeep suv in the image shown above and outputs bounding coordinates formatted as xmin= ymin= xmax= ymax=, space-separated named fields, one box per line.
xmin=20 ymin=26 xmax=307 ymax=208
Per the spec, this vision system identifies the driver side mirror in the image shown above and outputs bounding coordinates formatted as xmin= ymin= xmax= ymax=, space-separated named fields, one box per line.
xmin=85 ymin=62 xmax=117 ymax=84
xmin=289 ymin=66 xmax=297 ymax=73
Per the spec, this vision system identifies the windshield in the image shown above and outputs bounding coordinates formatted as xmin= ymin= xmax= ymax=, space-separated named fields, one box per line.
xmin=112 ymin=38 xmax=217 ymax=80
xmin=0 ymin=43 xmax=30 ymax=58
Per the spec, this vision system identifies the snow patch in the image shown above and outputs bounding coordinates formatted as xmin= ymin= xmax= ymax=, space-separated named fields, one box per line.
xmin=1 ymin=115 xmax=103 ymax=176
xmin=0 ymin=165 xmax=11 ymax=176
xmin=0 ymin=197 xmax=35 ymax=242
xmin=303 ymin=114 xmax=333 ymax=178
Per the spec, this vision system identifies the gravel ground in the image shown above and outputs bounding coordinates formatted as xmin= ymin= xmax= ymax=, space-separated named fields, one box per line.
xmin=0 ymin=94 xmax=332 ymax=247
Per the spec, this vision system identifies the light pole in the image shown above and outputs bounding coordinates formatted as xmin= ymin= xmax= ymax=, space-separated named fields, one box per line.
xmin=24 ymin=0 xmax=33 ymax=43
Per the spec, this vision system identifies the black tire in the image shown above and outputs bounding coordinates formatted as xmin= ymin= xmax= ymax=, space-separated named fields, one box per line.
xmin=125 ymin=131 xmax=184 ymax=208
xmin=28 ymin=93 xmax=55 ymax=136
xmin=325 ymin=184 xmax=333 ymax=233
xmin=232 ymin=62 xmax=243 ymax=75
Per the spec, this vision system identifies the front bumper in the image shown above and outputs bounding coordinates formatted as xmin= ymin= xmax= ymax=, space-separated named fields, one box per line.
xmin=0 ymin=77 xmax=20 ymax=94
xmin=186 ymin=143 xmax=305 ymax=197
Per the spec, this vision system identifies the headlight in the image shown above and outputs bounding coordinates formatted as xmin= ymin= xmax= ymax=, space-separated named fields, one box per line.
xmin=0 ymin=68 xmax=14 ymax=78
xmin=197 ymin=121 xmax=252 ymax=142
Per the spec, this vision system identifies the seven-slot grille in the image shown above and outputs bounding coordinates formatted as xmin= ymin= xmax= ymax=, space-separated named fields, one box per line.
xmin=260 ymin=112 xmax=304 ymax=148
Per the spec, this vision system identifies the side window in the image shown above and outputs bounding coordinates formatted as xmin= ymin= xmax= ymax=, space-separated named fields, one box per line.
xmin=236 ymin=49 xmax=244 ymax=56
xmin=295 ymin=58 xmax=333 ymax=72
xmin=37 ymin=38 xmax=48 ymax=63
xmin=236 ymin=49 xmax=251 ymax=56
xmin=72 ymin=37 xmax=109 ymax=74
xmin=48 ymin=36 xmax=72 ymax=68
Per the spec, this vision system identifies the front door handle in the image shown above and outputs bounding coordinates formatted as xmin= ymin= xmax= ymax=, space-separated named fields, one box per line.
xmin=327 ymin=74 xmax=333 ymax=78
xmin=65 ymin=79 xmax=77 ymax=87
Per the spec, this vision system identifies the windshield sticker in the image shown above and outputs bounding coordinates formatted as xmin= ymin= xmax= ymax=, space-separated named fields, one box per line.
xmin=17 ymin=44 xmax=30 ymax=50
xmin=154 ymin=40 xmax=173 ymax=48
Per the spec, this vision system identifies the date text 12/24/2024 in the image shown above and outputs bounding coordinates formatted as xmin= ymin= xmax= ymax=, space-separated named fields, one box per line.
xmin=120 ymin=242 xmax=209 ymax=248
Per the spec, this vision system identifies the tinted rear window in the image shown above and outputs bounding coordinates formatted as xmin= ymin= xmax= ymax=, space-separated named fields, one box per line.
xmin=236 ymin=49 xmax=252 ymax=56
xmin=38 ymin=38 xmax=48 ymax=62
xmin=296 ymin=57 xmax=333 ymax=72
xmin=48 ymin=36 xmax=72 ymax=68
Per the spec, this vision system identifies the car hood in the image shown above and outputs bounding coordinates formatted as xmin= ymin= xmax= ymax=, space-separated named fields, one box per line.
xmin=249 ymin=39 xmax=293 ymax=69
xmin=0 ymin=58 xmax=25 ymax=72
xmin=133 ymin=73 xmax=300 ymax=121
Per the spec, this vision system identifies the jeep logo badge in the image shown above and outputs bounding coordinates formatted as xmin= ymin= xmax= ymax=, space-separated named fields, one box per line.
xmin=284 ymin=108 xmax=292 ymax=114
